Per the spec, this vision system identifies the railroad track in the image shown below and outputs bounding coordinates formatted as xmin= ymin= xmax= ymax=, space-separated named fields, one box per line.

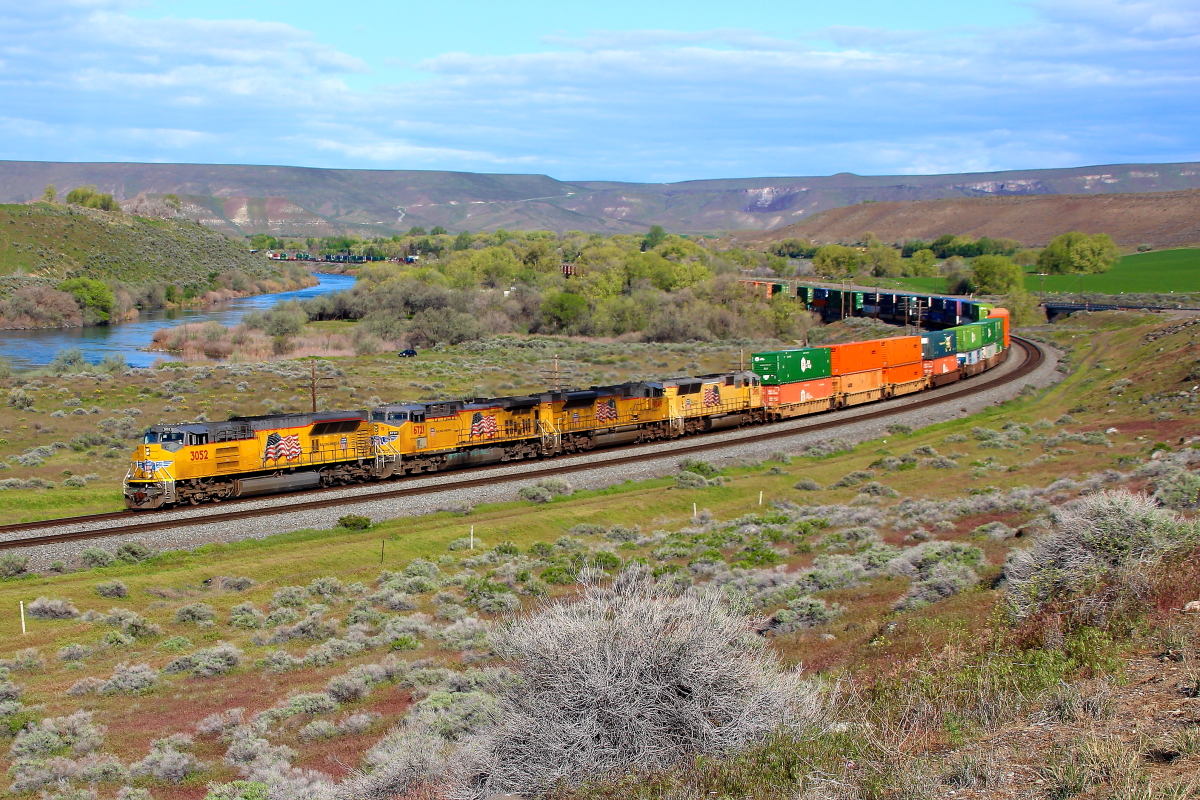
xmin=0 ymin=337 xmax=1044 ymax=551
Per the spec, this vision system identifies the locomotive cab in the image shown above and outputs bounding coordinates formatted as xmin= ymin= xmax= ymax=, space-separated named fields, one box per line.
xmin=123 ymin=423 xmax=192 ymax=509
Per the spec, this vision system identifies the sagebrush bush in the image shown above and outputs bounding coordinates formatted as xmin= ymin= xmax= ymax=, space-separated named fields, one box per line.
xmin=452 ymin=569 xmax=820 ymax=798
xmin=175 ymin=602 xmax=216 ymax=624
xmin=94 ymin=580 xmax=128 ymax=599
xmin=164 ymin=643 xmax=244 ymax=678
xmin=1004 ymin=489 xmax=1197 ymax=621
xmin=27 ymin=596 xmax=79 ymax=619
xmin=78 ymin=547 xmax=114 ymax=568
xmin=0 ymin=552 xmax=29 ymax=577
xmin=793 ymin=477 xmax=822 ymax=491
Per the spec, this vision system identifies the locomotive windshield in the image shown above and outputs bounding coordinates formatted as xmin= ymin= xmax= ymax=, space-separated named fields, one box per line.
xmin=143 ymin=431 xmax=183 ymax=445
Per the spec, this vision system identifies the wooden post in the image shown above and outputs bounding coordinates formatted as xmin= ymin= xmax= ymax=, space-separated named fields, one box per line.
xmin=19 ymin=601 xmax=25 ymax=635
xmin=470 ymin=525 xmax=474 ymax=550
xmin=759 ymin=490 xmax=763 ymax=506
xmin=693 ymin=502 xmax=697 ymax=518
xmin=380 ymin=539 xmax=385 ymax=565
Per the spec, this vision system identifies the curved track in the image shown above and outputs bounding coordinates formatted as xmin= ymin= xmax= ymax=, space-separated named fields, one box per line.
xmin=0 ymin=337 xmax=1044 ymax=551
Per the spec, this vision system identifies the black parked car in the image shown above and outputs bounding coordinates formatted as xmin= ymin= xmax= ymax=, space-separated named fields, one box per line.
xmin=397 ymin=349 xmax=418 ymax=358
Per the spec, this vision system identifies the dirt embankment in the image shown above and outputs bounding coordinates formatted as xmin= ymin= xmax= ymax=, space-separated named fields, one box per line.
xmin=734 ymin=189 xmax=1200 ymax=249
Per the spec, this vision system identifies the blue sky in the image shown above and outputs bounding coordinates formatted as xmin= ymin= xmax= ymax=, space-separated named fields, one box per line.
xmin=0 ymin=0 xmax=1197 ymax=181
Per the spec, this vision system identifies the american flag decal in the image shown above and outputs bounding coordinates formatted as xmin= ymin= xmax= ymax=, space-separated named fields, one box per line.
xmin=596 ymin=399 xmax=617 ymax=423
xmin=264 ymin=432 xmax=302 ymax=460
xmin=703 ymin=387 xmax=720 ymax=406
xmin=470 ymin=412 xmax=498 ymax=439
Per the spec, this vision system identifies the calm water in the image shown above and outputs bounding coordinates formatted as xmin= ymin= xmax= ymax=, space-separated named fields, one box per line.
xmin=0 ymin=273 xmax=355 ymax=368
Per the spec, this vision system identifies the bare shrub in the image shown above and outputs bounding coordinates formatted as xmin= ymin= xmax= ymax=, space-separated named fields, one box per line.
xmin=196 ymin=708 xmax=245 ymax=737
xmin=27 ymin=596 xmax=80 ymax=620
xmin=451 ymin=569 xmax=821 ymax=798
xmin=1004 ymin=489 xmax=1197 ymax=621
xmin=94 ymin=580 xmax=128 ymax=598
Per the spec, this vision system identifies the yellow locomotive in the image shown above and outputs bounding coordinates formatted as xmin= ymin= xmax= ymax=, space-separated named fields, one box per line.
xmin=124 ymin=411 xmax=374 ymax=508
xmin=123 ymin=371 xmax=764 ymax=509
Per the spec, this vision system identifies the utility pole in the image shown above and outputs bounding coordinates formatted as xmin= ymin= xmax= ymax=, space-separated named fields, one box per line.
xmin=303 ymin=357 xmax=336 ymax=413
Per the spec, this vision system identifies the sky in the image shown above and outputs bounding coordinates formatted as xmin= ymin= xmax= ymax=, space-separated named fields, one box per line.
xmin=0 ymin=0 xmax=1197 ymax=182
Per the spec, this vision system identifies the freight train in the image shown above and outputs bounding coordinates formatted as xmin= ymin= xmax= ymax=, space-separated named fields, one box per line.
xmin=740 ymin=280 xmax=999 ymax=329
xmin=123 ymin=310 xmax=1011 ymax=510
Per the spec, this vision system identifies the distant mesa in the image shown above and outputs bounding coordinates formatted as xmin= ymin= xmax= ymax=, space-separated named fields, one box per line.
xmin=1 ymin=159 xmax=1198 ymax=238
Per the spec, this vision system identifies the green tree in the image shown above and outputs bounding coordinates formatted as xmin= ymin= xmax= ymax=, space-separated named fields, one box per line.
xmin=1004 ymin=287 xmax=1044 ymax=326
xmin=42 ymin=184 xmax=56 ymax=203
xmin=431 ymin=226 xmax=448 ymax=235
xmin=909 ymin=249 xmax=937 ymax=277
xmin=164 ymin=193 xmax=181 ymax=211
xmin=812 ymin=244 xmax=859 ymax=277
xmin=865 ymin=245 xmax=900 ymax=277
xmin=1037 ymin=232 xmax=1119 ymax=274
xmin=64 ymin=185 xmax=119 ymax=211
xmin=970 ymin=255 xmax=1023 ymax=294
xmin=642 ymin=225 xmax=667 ymax=252
xmin=407 ymin=226 xmax=427 ymax=236
xmin=58 ymin=278 xmax=114 ymax=323
xmin=541 ymin=292 xmax=589 ymax=330
xmin=452 ymin=231 xmax=473 ymax=251
xmin=1013 ymin=249 xmax=1039 ymax=268
xmin=249 ymin=234 xmax=280 ymax=251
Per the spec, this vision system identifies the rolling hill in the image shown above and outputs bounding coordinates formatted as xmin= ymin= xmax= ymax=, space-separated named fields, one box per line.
xmin=2 ymin=160 xmax=1200 ymax=237
xmin=733 ymin=189 xmax=1200 ymax=250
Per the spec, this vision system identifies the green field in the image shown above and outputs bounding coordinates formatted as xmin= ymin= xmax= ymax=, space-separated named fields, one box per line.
xmin=882 ymin=248 xmax=1200 ymax=296
xmin=1022 ymin=247 xmax=1200 ymax=294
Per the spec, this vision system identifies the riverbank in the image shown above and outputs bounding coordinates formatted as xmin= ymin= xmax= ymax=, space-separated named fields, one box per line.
xmin=0 ymin=273 xmax=354 ymax=369
xmin=0 ymin=202 xmax=314 ymax=332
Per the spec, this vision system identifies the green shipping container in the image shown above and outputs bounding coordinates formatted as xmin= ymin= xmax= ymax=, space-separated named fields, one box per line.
xmin=973 ymin=303 xmax=993 ymax=321
xmin=979 ymin=318 xmax=1001 ymax=344
xmin=796 ymin=286 xmax=813 ymax=303
xmin=950 ymin=323 xmax=983 ymax=352
xmin=751 ymin=347 xmax=832 ymax=384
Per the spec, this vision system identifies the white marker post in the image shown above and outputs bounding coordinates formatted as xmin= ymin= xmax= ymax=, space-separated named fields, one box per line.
xmin=469 ymin=525 xmax=475 ymax=550
xmin=759 ymin=490 xmax=764 ymax=506
xmin=19 ymin=601 xmax=25 ymax=635
xmin=693 ymin=502 xmax=697 ymax=518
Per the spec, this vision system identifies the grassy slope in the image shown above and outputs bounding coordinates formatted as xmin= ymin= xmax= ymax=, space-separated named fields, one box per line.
xmin=0 ymin=311 xmax=1194 ymax=798
xmin=0 ymin=203 xmax=281 ymax=288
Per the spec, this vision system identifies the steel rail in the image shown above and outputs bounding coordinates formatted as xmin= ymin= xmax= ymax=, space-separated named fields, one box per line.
xmin=0 ymin=337 xmax=1043 ymax=551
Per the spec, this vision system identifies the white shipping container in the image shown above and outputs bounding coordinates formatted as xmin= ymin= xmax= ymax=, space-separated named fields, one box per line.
xmin=982 ymin=343 xmax=998 ymax=359
xmin=956 ymin=349 xmax=982 ymax=365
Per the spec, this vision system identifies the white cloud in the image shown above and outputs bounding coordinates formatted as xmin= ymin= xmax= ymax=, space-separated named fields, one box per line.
xmin=0 ymin=1 xmax=1197 ymax=179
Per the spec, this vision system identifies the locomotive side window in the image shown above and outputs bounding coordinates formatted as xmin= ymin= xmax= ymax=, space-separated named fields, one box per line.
xmin=188 ymin=433 xmax=208 ymax=446
xmin=387 ymin=412 xmax=408 ymax=422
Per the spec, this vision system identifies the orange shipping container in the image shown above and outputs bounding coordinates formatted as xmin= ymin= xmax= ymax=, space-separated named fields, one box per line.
xmin=764 ymin=378 xmax=834 ymax=407
xmin=880 ymin=336 xmax=922 ymax=366
xmin=923 ymin=355 xmax=959 ymax=376
xmin=834 ymin=369 xmax=883 ymax=393
xmin=884 ymin=362 xmax=924 ymax=385
xmin=987 ymin=307 xmax=1011 ymax=348
xmin=827 ymin=340 xmax=884 ymax=375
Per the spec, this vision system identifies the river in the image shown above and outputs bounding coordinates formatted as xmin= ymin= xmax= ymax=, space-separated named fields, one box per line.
xmin=0 ymin=272 xmax=355 ymax=369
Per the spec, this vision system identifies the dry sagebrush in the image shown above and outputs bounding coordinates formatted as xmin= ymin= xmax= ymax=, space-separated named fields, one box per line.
xmin=451 ymin=570 xmax=822 ymax=798
xmin=1004 ymin=489 xmax=1198 ymax=622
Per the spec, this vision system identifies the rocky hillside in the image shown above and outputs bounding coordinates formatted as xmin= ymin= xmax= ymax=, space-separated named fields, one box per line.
xmin=732 ymin=188 xmax=1200 ymax=249
xmin=1 ymin=160 xmax=1199 ymax=236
